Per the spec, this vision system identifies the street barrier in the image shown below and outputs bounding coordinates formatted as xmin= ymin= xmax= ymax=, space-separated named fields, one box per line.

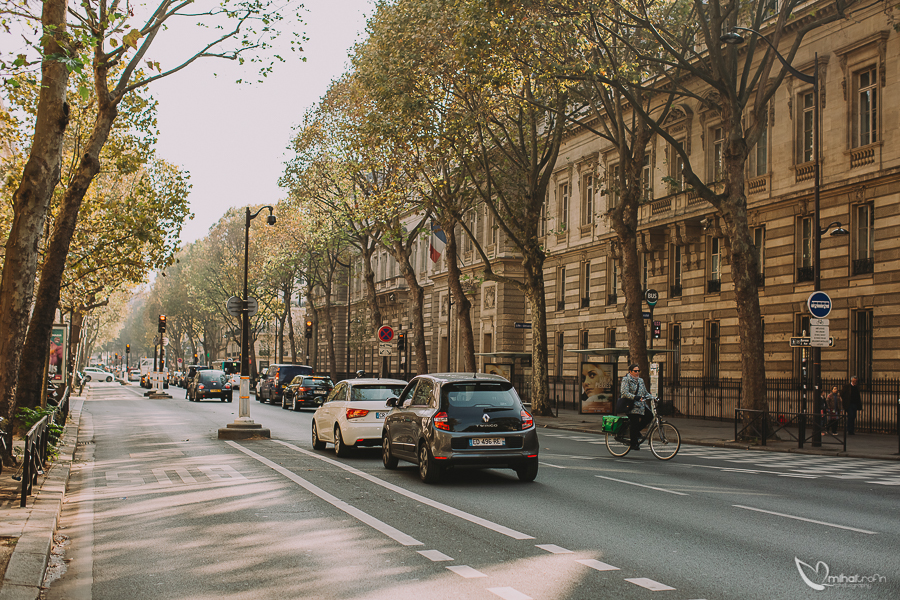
xmin=734 ymin=408 xmax=846 ymax=452
xmin=19 ymin=386 xmax=69 ymax=507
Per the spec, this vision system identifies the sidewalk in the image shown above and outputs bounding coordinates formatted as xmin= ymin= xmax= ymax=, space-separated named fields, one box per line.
xmin=0 ymin=395 xmax=82 ymax=600
xmin=535 ymin=407 xmax=900 ymax=460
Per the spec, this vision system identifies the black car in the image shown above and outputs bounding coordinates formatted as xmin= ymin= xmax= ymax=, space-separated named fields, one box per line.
xmin=381 ymin=373 xmax=539 ymax=483
xmin=182 ymin=365 xmax=209 ymax=389
xmin=188 ymin=369 xmax=233 ymax=402
xmin=282 ymin=375 xmax=334 ymax=411
xmin=258 ymin=364 xmax=313 ymax=404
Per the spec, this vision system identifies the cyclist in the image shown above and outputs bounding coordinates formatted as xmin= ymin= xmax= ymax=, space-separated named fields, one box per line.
xmin=620 ymin=364 xmax=653 ymax=451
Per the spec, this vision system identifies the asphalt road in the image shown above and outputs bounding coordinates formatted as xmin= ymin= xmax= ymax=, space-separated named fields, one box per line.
xmin=45 ymin=383 xmax=899 ymax=600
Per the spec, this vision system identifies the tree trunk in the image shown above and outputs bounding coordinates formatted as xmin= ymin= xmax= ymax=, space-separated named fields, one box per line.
xmin=0 ymin=0 xmax=70 ymax=459
xmin=286 ymin=283 xmax=297 ymax=362
xmin=445 ymin=226 xmax=476 ymax=372
xmin=523 ymin=256 xmax=551 ymax=416
xmin=393 ymin=245 xmax=428 ymax=376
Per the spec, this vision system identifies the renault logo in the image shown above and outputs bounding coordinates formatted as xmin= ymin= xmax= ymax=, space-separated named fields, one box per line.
xmin=482 ymin=414 xmax=491 ymax=423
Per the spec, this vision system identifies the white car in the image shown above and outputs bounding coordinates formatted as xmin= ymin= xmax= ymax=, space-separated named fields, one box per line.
xmin=311 ymin=378 xmax=408 ymax=457
xmin=83 ymin=367 xmax=115 ymax=382
xmin=128 ymin=369 xmax=141 ymax=382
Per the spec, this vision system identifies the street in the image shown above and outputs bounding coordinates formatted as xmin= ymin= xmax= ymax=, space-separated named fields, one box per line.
xmin=45 ymin=383 xmax=899 ymax=600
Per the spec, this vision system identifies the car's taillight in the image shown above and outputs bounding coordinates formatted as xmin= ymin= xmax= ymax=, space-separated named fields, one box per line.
xmin=298 ymin=387 xmax=311 ymax=392
xmin=198 ymin=384 xmax=205 ymax=390
xmin=433 ymin=411 xmax=450 ymax=431
xmin=521 ymin=410 xmax=533 ymax=429
xmin=346 ymin=409 xmax=369 ymax=419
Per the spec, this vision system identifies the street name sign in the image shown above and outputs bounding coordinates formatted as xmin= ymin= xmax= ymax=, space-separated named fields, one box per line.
xmin=790 ymin=336 xmax=835 ymax=347
xmin=514 ymin=322 xmax=532 ymax=329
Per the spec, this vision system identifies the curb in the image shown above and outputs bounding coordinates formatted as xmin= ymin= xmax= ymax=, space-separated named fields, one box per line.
xmin=537 ymin=422 xmax=900 ymax=461
xmin=0 ymin=402 xmax=81 ymax=600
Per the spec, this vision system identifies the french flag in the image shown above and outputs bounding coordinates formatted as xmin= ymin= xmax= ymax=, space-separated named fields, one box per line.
xmin=430 ymin=221 xmax=447 ymax=263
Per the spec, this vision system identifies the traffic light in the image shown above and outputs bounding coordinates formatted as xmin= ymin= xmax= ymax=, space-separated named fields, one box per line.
xmin=126 ymin=344 xmax=130 ymax=354
xmin=305 ymin=319 xmax=313 ymax=339
xmin=193 ymin=353 xmax=198 ymax=363
xmin=653 ymin=320 xmax=661 ymax=339
xmin=397 ymin=332 xmax=406 ymax=352
xmin=158 ymin=314 xmax=167 ymax=333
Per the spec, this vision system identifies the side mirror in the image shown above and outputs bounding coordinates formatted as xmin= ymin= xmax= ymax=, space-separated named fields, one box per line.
xmin=385 ymin=397 xmax=398 ymax=407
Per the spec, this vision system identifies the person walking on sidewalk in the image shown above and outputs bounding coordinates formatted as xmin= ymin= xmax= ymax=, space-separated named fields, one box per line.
xmin=825 ymin=386 xmax=842 ymax=435
xmin=842 ymin=376 xmax=862 ymax=435
xmin=620 ymin=364 xmax=653 ymax=451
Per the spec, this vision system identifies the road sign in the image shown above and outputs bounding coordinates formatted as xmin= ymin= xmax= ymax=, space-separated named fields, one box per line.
xmin=807 ymin=291 xmax=832 ymax=319
xmin=514 ymin=322 xmax=532 ymax=329
xmin=645 ymin=289 xmax=659 ymax=307
xmin=642 ymin=311 xmax=651 ymax=319
xmin=245 ymin=297 xmax=259 ymax=317
xmin=226 ymin=296 xmax=242 ymax=317
xmin=161 ymin=336 xmax=169 ymax=346
xmin=790 ymin=336 xmax=835 ymax=347
xmin=809 ymin=318 xmax=829 ymax=327
xmin=377 ymin=325 xmax=395 ymax=343
xmin=378 ymin=342 xmax=394 ymax=356
xmin=810 ymin=325 xmax=830 ymax=347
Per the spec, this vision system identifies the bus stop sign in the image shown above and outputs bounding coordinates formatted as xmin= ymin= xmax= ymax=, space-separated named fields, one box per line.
xmin=807 ymin=291 xmax=832 ymax=319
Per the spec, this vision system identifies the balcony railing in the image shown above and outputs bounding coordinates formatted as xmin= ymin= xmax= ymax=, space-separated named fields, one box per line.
xmin=557 ymin=300 xmax=565 ymax=311
xmin=852 ymin=257 xmax=874 ymax=276
xmin=581 ymin=297 xmax=590 ymax=309
xmin=607 ymin=293 xmax=617 ymax=305
xmin=797 ymin=266 xmax=815 ymax=283
xmin=707 ymin=279 xmax=721 ymax=294
xmin=670 ymin=283 xmax=682 ymax=298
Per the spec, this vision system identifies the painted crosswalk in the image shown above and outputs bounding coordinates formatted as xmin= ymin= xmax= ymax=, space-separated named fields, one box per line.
xmin=540 ymin=432 xmax=900 ymax=485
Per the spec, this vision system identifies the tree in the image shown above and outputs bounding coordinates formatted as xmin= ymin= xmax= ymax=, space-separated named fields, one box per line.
xmin=0 ymin=0 xmax=303 ymax=459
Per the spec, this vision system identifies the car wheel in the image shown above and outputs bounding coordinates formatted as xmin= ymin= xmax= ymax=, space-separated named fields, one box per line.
xmin=382 ymin=435 xmax=398 ymax=470
xmin=106 ymin=376 xmax=113 ymax=382
xmin=292 ymin=396 xmax=299 ymax=411
xmin=311 ymin=421 xmax=326 ymax=451
xmin=418 ymin=443 xmax=440 ymax=484
xmin=281 ymin=396 xmax=288 ymax=409
xmin=334 ymin=425 xmax=351 ymax=457
xmin=85 ymin=375 xmax=92 ymax=382
xmin=515 ymin=459 xmax=539 ymax=482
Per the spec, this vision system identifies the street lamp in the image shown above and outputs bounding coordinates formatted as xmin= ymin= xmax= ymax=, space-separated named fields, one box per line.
xmin=218 ymin=205 xmax=275 ymax=440
xmin=722 ymin=27 xmax=848 ymax=446
xmin=335 ymin=256 xmax=352 ymax=378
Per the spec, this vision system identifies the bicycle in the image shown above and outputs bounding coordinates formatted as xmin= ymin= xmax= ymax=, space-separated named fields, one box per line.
xmin=605 ymin=396 xmax=681 ymax=460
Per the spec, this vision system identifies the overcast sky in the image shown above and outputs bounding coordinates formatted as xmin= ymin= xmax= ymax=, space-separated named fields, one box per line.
xmin=151 ymin=0 xmax=375 ymax=244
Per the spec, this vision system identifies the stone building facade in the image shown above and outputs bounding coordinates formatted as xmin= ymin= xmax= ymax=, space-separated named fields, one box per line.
xmin=316 ymin=7 xmax=898 ymax=383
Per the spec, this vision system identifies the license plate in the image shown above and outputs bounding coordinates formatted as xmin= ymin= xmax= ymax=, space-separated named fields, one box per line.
xmin=470 ymin=438 xmax=504 ymax=447
xmin=376 ymin=412 xmax=387 ymax=419
xmin=314 ymin=390 xmax=327 ymax=395
xmin=210 ymin=388 xmax=220 ymax=392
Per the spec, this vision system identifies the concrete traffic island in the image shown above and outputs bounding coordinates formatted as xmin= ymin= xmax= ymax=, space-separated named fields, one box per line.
xmin=218 ymin=421 xmax=270 ymax=440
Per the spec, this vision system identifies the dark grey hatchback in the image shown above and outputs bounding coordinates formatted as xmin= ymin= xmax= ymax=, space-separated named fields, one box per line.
xmin=381 ymin=373 xmax=539 ymax=483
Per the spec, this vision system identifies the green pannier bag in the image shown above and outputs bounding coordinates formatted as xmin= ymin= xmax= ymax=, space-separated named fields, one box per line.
xmin=601 ymin=415 xmax=626 ymax=434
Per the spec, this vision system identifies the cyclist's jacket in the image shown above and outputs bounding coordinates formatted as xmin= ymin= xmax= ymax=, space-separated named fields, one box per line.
xmin=620 ymin=375 xmax=649 ymax=416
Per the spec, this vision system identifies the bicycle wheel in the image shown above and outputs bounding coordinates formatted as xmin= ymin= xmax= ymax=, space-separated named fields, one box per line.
xmin=648 ymin=422 xmax=681 ymax=460
xmin=605 ymin=432 xmax=631 ymax=457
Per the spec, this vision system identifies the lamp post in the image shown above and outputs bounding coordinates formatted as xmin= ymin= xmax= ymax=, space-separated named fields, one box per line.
xmin=722 ymin=27 xmax=848 ymax=446
xmin=218 ymin=205 xmax=276 ymax=440
xmin=335 ymin=256 xmax=352 ymax=378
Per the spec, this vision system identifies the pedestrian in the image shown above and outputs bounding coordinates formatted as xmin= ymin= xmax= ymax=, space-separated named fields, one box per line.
xmin=825 ymin=386 xmax=842 ymax=435
xmin=841 ymin=376 xmax=862 ymax=435
xmin=620 ymin=364 xmax=653 ymax=451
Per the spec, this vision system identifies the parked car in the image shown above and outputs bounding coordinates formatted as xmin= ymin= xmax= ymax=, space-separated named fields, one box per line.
xmin=283 ymin=376 xmax=334 ymax=411
xmin=83 ymin=367 xmax=114 ymax=382
xmin=380 ymin=373 xmax=538 ymax=483
xmin=188 ymin=369 xmax=233 ymax=402
xmin=128 ymin=369 xmax=141 ymax=382
xmin=312 ymin=378 xmax=407 ymax=456
xmin=257 ymin=364 xmax=313 ymax=404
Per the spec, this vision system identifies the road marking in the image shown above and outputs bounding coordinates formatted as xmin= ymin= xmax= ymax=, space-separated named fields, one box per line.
xmin=105 ymin=470 xmax=144 ymax=486
xmin=733 ymin=505 xmax=877 ymax=534
xmin=596 ymin=475 xmax=689 ymax=496
xmin=446 ymin=565 xmax=487 ymax=578
xmin=275 ymin=440 xmax=534 ymax=540
xmin=418 ymin=550 xmax=453 ymax=562
xmin=227 ymin=441 xmax=423 ymax=546
xmin=539 ymin=462 xmax=567 ymax=469
xmin=575 ymin=559 xmax=619 ymax=571
xmin=536 ymin=544 xmax=572 ymax=554
xmin=488 ymin=588 xmax=533 ymax=600
xmin=152 ymin=467 xmax=196 ymax=485
xmin=626 ymin=577 xmax=676 ymax=591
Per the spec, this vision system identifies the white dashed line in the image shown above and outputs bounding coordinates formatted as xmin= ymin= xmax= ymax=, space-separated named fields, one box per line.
xmin=535 ymin=544 xmax=572 ymax=554
xmin=626 ymin=577 xmax=676 ymax=591
xmin=733 ymin=504 xmax=877 ymax=534
xmin=596 ymin=475 xmax=689 ymax=496
xmin=418 ymin=549 xmax=453 ymax=561
xmin=488 ymin=587 xmax=533 ymax=600
xmin=575 ymin=558 xmax=620 ymax=571
xmin=446 ymin=565 xmax=487 ymax=578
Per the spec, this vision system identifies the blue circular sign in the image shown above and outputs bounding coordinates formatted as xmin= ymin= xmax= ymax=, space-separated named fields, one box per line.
xmin=807 ymin=291 xmax=832 ymax=319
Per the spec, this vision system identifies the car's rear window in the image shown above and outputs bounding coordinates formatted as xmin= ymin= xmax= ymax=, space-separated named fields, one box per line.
xmin=350 ymin=385 xmax=406 ymax=401
xmin=303 ymin=377 xmax=333 ymax=388
xmin=200 ymin=370 xmax=228 ymax=385
xmin=444 ymin=382 xmax=519 ymax=408
xmin=275 ymin=365 xmax=313 ymax=381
